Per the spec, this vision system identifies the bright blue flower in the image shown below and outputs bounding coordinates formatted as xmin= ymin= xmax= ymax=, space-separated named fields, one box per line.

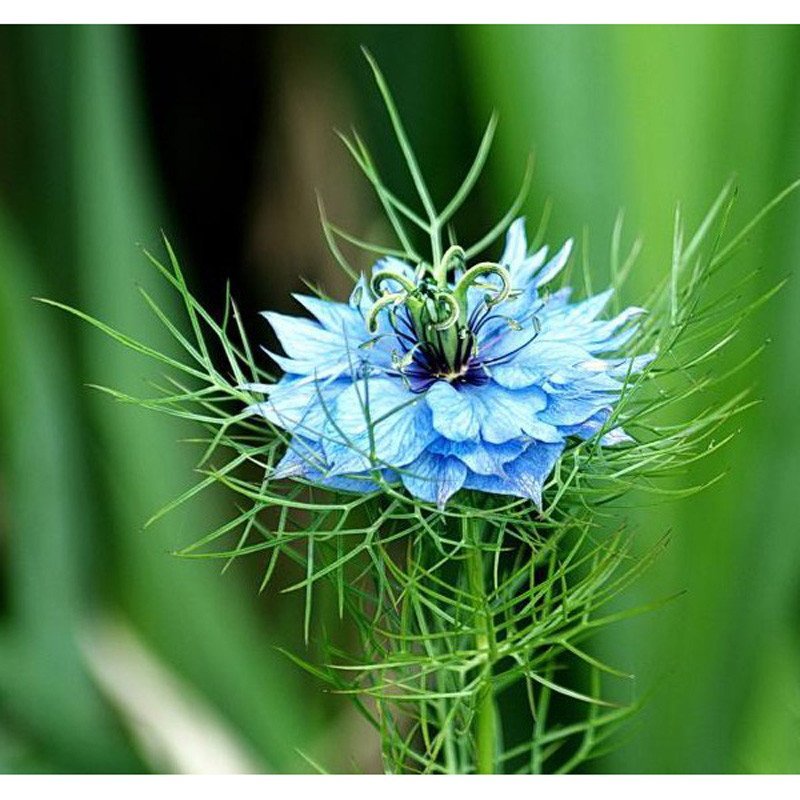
xmin=246 ymin=219 xmax=652 ymax=508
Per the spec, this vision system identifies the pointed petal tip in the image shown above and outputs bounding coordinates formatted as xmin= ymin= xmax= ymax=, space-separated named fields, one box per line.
xmin=243 ymin=403 xmax=264 ymax=418
xmin=270 ymin=462 xmax=306 ymax=481
xmin=240 ymin=382 xmax=275 ymax=394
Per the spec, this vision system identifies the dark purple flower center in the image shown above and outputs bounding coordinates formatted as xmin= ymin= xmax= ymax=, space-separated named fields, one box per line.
xmin=386 ymin=303 xmax=539 ymax=394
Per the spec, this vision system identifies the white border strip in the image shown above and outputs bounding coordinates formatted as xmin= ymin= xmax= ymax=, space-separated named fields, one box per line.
xmin=1 ymin=775 xmax=800 ymax=797
xmin=1 ymin=4 xmax=799 ymax=24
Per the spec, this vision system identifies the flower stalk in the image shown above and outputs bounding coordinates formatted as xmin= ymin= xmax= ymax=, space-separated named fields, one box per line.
xmin=465 ymin=515 xmax=497 ymax=775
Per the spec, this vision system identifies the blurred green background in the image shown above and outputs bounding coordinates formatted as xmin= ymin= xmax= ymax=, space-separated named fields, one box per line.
xmin=0 ymin=24 xmax=798 ymax=773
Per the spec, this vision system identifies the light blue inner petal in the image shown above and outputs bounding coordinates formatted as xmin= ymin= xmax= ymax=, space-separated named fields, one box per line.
xmin=489 ymin=341 xmax=593 ymax=389
xmin=323 ymin=377 xmax=436 ymax=475
xmin=426 ymin=381 xmax=481 ymax=441
xmin=427 ymin=381 xmax=553 ymax=445
xmin=467 ymin=382 xmax=549 ymax=444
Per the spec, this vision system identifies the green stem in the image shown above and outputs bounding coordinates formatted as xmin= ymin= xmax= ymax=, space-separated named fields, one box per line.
xmin=465 ymin=517 xmax=496 ymax=774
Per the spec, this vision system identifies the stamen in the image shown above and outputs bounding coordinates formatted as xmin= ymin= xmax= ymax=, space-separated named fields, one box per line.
xmin=480 ymin=328 xmax=541 ymax=367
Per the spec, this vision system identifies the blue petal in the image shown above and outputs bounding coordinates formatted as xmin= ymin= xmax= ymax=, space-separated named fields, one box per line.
xmin=533 ymin=239 xmax=573 ymax=288
xmin=400 ymin=452 xmax=467 ymax=509
xmin=275 ymin=439 xmax=389 ymax=494
xmin=292 ymin=293 xmax=365 ymax=336
xmin=463 ymin=442 xmax=563 ymax=508
xmin=512 ymin=246 xmax=548 ymax=288
xmin=245 ymin=375 xmax=350 ymax=434
xmin=550 ymin=289 xmax=614 ymax=328
xmin=303 ymin=469 xmax=386 ymax=494
xmin=323 ymin=377 xmax=436 ymax=475
xmin=425 ymin=381 xmax=480 ymax=441
xmin=540 ymin=392 xmax=611 ymax=426
xmin=583 ymin=306 xmax=646 ymax=343
xmin=427 ymin=381 xmax=555 ymax=445
xmin=545 ymin=369 xmax=622 ymax=393
xmin=240 ymin=381 xmax=275 ymax=393
xmin=606 ymin=353 xmax=656 ymax=377
xmin=271 ymin=436 xmax=328 ymax=479
xmin=500 ymin=218 xmax=528 ymax=269
xmin=260 ymin=347 xmax=346 ymax=378
xmin=599 ymin=427 xmax=634 ymax=445
xmin=554 ymin=409 xmax=636 ymax=446
xmin=262 ymin=310 xmax=371 ymax=376
xmin=490 ymin=342 xmax=593 ymax=390
xmin=471 ymin=382 xmax=554 ymax=444
xmin=430 ymin=437 xmax=529 ymax=475
xmin=262 ymin=311 xmax=339 ymax=360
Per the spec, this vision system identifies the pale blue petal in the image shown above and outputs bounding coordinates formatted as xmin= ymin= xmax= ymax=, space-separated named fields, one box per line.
xmin=475 ymin=383 xmax=549 ymax=444
xmin=292 ymin=293 xmax=365 ymax=336
xmin=271 ymin=436 xmax=328 ymax=479
xmin=262 ymin=311 xmax=339 ymax=360
xmin=262 ymin=310 xmax=371 ymax=377
xmin=324 ymin=377 xmax=436 ymax=475
xmin=533 ymin=239 xmax=573 ymax=288
xmin=585 ymin=306 xmax=646 ymax=342
xmin=240 ymin=381 xmax=275 ymax=393
xmin=425 ymin=381 xmax=480 ymax=441
xmin=553 ymin=288 xmax=614 ymax=327
xmin=500 ymin=217 xmax=528 ymax=268
xmin=463 ymin=443 xmax=563 ymax=508
xmin=606 ymin=353 xmax=656 ymax=377
xmin=480 ymin=282 xmax=567 ymax=337
xmin=261 ymin=347 xmax=347 ymax=378
xmin=490 ymin=342 xmax=593 ymax=389
xmin=430 ymin=437 xmax=528 ymax=475
xmin=540 ymin=393 xmax=610 ymax=426
xmin=545 ymin=369 xmax=622 ymax=393
xmin=560 ymin=410 xmax=635 ymax=445
xmin=428 ymin=382 xmax=553 ymax=445
xmin=400 ymin=452 xmax=467 ymax=508
xmin=303 ymin=470 xmax=385 ymax=494
xmin=245 ymin=375 xmax=350 ymax=436
xmin=513 ymin=246 xmax=548 ymax=288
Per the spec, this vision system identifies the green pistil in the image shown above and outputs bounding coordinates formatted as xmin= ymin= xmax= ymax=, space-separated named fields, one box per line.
xmin=367 ymin=247 xmax=513 ymax=374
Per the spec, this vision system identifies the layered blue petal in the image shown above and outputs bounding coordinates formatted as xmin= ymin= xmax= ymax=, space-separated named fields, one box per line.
xmin=400 ymin=452 xmax=468 ymax=509
xmin=244 ymin=217 xmax=651 ymax=508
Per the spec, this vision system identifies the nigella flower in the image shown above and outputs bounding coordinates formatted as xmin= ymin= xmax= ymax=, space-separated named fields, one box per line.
xmin=246 ymin=218 xmax=653 ymax=509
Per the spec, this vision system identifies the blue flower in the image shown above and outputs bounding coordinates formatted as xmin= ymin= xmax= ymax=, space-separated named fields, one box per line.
xmin=246 ymin=219 xmax=652 ymax=508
